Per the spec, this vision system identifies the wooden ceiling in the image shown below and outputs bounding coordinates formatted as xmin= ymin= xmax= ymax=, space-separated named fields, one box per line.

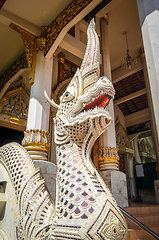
xmin=114 ymin=70 xmax=148 ymax=116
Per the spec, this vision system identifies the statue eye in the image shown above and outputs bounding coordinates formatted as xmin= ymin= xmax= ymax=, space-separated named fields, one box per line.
xmin=65 ymin=92 xmax=70 ymax=97
xmin=62 ymin=91 xmax=74 ymax=102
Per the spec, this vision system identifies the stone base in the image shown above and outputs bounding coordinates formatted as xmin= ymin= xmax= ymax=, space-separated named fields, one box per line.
xmin=34 ymin=160 xmax=56 ymax=202
xmin=154 ymin=179 xmax=159 ymax=204
xmin=100 ymin=170 xmax=128 ymax=207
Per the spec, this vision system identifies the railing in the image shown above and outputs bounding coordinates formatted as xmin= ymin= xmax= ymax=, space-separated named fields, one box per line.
xmin=119 ymin=207 xmax=159 ymax=240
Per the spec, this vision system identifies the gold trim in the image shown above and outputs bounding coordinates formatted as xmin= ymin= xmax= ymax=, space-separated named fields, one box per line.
xmin=45 ymin=0 xmax=93 ymax=55
xmin=0 ymin=116 xmax=26 ymax=131
xmin=9 ymin=117 xmax=26 ymax=126
xmin=24 ymin=145 xmax=49 ymax=152
xmin=10 ymin=23 xmax=37 ymax=85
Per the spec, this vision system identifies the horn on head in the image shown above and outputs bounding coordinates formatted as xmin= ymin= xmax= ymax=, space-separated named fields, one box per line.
xmin=44 ymin=90 xmax=59 ymax=110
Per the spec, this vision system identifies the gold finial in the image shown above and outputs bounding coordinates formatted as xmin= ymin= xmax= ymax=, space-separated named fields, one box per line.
xmin=36 ymin=26 xmax=47 ymax=51
xmin=103 ymin=14 xmax=109 ymax=24
xmin=139 ymin=46 xmax=145 ymax=62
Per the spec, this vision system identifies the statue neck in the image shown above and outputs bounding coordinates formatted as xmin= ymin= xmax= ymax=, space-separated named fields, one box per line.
xmin=55 ymin=142 xmax=105 ymax=221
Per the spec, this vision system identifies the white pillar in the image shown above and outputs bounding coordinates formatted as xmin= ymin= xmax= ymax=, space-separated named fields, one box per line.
xmin=27 ymin=51 xmax=53 ymax=131
xmin=136 ymin=0 xmax=159 ymax=159
xmin=22 ymin=50 xmax=53 ymax=161
xmin=99 ymin=16 xmax=118 ymax=171
xmin=140 ymin=47 xmax=159 ymax=167
xmin=136 ymin=0 xmax=159 ymax=202
xmin=99 ymin=17 xmax=128 ymax=207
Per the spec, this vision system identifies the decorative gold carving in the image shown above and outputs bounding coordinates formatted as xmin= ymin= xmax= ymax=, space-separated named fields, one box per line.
xmin=57 ymin=52 xmax=65 ymax=64
xmin=63 ymin=59 xmax=77 ymax=80
xmin=139 ymin=46 xmax=145 ymax=62
xmin=10 ymin=23 xmax=37 ymax=85
xmin=45 ymin=0 xmax=93 ymax=55
xmin=0 ymin=87 xmax=29 ymax=123
xmin=22 ymin=129 xmax=50 ymax=152
xmin=36 ymin=26 xmax=47 ymax=51
xmin=0 ymin=53 xmax=28 ymax=92
xmin=99 ymin=147 xmax=119 ymax=165
xmin=57 ymin=53 xmax=78 ymax=84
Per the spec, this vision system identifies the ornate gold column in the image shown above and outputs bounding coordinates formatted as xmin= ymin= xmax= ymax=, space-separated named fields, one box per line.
xmin=22 ymin=129 xmax=50 ymax=161
xmin=98 ymin=147 xmax=119 ymax=170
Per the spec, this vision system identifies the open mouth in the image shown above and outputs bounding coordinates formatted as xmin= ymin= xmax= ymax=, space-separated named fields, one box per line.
xmin=82 ymin=93 xmax=111 ymax=112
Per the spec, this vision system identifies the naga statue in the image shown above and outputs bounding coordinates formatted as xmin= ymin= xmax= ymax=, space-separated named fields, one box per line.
xmin=0 ymin=19 xmax=127 ymax=240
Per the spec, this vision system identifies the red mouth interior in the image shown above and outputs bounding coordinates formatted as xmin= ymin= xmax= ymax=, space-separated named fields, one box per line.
xmin=82 ymin=94 xmax=110 ymax=112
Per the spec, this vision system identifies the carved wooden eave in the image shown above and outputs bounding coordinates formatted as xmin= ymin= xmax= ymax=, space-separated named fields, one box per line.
xmin=0 ymin=53 xmax=28 ymax=93
xmin=44 ymin=0 xmax=93 ymax=56
xmin=1 ymin=0 xmax=102 ymax=89
xmin=0 ymin=86 xmax=29 ymax=131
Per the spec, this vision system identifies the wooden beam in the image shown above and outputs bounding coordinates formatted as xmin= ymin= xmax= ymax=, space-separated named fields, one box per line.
xmin=59 ymin=33 xmax=86 ymax=59
xmin=0 ymin=9 xmax=41 ymax=35
xmin=114 ymin=88 xmax=147 ymax=106
xmin=125 ymin=108 xmax=150 ymax=127
xmin=79 ymin=19 xmax=88 ymax=33
xmin=96 ymin=0 xmax=122 ymax=18
xmin=0 ymin=0 xmax=6 ymax=9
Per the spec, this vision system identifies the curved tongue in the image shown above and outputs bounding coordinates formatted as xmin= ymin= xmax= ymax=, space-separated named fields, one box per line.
xmin=82 ymin=94 xmax=110 ymax=112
